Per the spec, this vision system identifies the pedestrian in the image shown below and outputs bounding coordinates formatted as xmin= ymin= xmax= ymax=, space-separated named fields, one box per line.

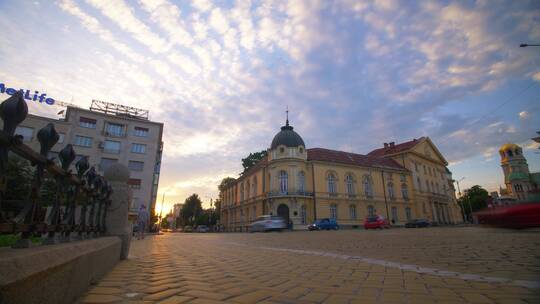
xmin=137 ymin=204 xmax=149 ymax=240
xmin=288 ymin=219 xmax=293 ymax=231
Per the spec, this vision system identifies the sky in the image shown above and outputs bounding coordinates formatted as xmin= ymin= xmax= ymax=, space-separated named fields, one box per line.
xmin=0 ymin=0 xmax=539 ymax=214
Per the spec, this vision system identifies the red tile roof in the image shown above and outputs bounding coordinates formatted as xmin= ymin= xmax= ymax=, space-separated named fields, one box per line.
xmin=307 ymin=148 xmax=407 ymax=171
xmin=367 ymin=137 xmax=424 ymax=157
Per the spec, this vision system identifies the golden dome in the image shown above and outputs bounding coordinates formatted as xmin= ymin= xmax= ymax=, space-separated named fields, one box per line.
xmin=499 ymin=143 xmax=520 ymax=152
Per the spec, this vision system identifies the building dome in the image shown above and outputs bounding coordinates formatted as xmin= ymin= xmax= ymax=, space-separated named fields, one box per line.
xmin=499 ymin=143 xmax=520 ymax=152
xmin=270 ymin=122 xmax=305 ymax=150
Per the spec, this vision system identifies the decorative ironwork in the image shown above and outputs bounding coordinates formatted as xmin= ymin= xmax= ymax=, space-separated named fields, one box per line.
xmin=0 ymin=94 xmax=113 ymax=248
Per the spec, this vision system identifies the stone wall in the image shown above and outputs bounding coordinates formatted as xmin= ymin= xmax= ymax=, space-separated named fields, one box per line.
xmin=0 ymin=237 xmax=121 ymax=304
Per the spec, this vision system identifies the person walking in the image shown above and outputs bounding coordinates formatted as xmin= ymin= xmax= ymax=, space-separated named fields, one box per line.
xmin=137 ymin=204 xmax=149 ymax=240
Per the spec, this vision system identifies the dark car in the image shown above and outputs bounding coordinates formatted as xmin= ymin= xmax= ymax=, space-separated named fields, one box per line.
xmin=405 ymin=219 xmax=431 ymax=228
xmin=308 ymin=218 xmax=339 ymax=231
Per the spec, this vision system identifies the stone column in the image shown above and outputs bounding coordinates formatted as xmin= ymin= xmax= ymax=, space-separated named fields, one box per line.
xmin=104 ymin=163 xmax=131 ymax=260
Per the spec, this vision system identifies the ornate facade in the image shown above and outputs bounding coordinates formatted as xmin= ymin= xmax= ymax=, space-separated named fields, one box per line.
xmin=219 ymin=120 xmax=462 ymax=231
xmin=498 ymin=143 xmax=540 ymax=202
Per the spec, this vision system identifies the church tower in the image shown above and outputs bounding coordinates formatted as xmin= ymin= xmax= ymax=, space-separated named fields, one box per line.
xmin=499 ymin=143 xmax=530 ymax=201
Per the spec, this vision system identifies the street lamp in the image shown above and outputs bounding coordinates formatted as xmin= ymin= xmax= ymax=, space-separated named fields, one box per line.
xmin=520 ymin=44 xmax=540 ymax=47
xmin=455 ymin=177 xmax=472 ymax=223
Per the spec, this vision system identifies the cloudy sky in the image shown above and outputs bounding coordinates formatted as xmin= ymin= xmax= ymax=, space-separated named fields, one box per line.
xmin=1 ymin=0 xmax=539 ymax=213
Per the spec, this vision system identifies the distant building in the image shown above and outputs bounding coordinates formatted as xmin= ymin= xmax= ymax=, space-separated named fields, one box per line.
xmin=498 ymin=143 xmax=540 ymax=202
xmin=10 ymin=101 xmax=164 ymax=213
xmin=219 ymin=118 xmax=462 ymax=231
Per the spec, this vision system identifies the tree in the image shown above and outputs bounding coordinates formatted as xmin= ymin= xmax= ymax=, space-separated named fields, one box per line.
xmin=241 ymin=150 xmax=267 ymax=173
xmin=458 ymin=185 xmax=489 ymax=219
xmin=181 ymin=194 xmax=203 ymax=225
xmin=218 ymin=177 xmax=235 ymax=193
xmin=4 ymin=154 xmax=33 ymax=200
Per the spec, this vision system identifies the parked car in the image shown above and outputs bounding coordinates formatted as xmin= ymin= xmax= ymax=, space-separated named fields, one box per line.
xmin=250 ymin=215 xmax=287 ymax=232
xmin=196 ymin=225 xmax=210 ymax=233
xmin=308 ymin=218 xmax=339 ymax=230
xmin=405 ymin=219 xmax=431 ymax=228
xmin=183 ymin=225 xmax=193 ymax=232
xmin=364 ymin=215 xmax=390 ymax=229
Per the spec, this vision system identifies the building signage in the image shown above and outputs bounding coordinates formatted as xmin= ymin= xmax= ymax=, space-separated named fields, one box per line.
xmin=0 ymin=82 xmax=55 ymax=105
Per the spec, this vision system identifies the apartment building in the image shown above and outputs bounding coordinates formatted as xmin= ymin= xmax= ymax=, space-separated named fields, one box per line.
xmin=12 ymin=101 xmax=163 ymax=213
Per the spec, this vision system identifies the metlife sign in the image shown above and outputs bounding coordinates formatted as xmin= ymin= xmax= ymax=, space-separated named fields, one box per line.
xmin=0 ymin=82 xmax=55 ymax=105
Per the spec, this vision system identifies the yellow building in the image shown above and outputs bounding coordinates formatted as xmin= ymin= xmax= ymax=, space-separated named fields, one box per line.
xmin=219 ymin=119 xmax=462 ymax=231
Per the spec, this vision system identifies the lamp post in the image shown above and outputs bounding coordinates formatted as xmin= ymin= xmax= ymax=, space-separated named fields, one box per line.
xmin=158 ymin=192 xmax=166 ymax=230
xmin=520 ymin=44 xmax=540 ymax=47
xmin=455 ymin=177 xmax=472 ymax=223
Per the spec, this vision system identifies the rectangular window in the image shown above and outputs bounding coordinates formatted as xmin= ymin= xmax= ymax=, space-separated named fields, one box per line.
xmin=128 ymin=178 xmax=141 ymax=189
xmin=131 ymin=143 xmax=147 ymax=154
xmin=79 ymin=117 xmax=96 ymax=129
xmin=128 ymin=160 xmax=144 ymax=171
xmin=74 ymin=135 xmax=93 ymax=147
xmin=15 ymin=126 xmax=34 ymax=142
xmin=133 ymin=126 xmax=149 ymax=137
xmin=105 ymin=122 xmax=125 ymax=137
xmin=414 ymin=162 xmax=418 ymax=172
xmin=103 ymin=140 xmax=121 ymax=153
xmin=58 ymin=133 xmax=65 ymax=144
xmin=74 ymin=155 xmax=88 ymax=164
xmin=100 ymin=158 xmax=117 ymax=172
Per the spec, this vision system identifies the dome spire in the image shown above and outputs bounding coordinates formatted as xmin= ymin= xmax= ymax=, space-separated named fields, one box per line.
xmin=286 ymin=105 xmax=289 ymax=126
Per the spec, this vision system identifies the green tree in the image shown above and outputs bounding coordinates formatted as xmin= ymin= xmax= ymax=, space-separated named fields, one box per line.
xmin=218 ymin=177 xmax=236 ymax=193
xmin=241 ymin=150 xmax=267 ymax=173
xmin=4 ymin=155 xmax=33 ymax=200
xmin=458 ymin=185 xmax=489 ymax=219
xmin=181 ymin=194 xmax=203 ymax=225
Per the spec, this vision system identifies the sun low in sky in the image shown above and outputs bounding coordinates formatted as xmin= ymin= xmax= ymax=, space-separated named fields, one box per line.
xmin=0 ymin=0 xmax=539 ymax=213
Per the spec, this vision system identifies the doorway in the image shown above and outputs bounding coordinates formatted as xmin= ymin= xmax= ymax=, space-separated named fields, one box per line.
xmin=277 ymin=204 xmax=290 ymax=223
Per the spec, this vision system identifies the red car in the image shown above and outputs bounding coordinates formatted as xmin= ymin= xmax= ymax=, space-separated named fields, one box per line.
xmin=364 ymin=215 xmax=391 ymax=229
xmin=473 ymin=203 xmax=540 ymax=229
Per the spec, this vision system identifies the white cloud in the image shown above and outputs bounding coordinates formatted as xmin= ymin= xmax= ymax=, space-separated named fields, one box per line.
xmin=209 ymin=8 xmax=230 ymax=34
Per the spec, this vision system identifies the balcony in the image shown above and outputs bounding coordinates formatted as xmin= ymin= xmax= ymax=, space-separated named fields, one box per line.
xmin=267 ymin=190 xmax=314 ymax=198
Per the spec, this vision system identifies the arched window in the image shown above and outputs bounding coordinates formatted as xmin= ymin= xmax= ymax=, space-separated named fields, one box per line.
xmin=363 ymin=175 xmax=373 ymax=197
xmin=252 ymin=177 xmax=257 ymax=197
xmin=405 ymin=207 xmax=412 ymax=221
xmin=345 ymin=174 xmax=354 ymax=195
xmin=246 ymin=181 xmax=251 ymax=199
xmin=297 ymin=171 xmax=305 ymax=192
xmin=240 ymin=183 xmax=244 ymax=201
xmin=279 ymin=170 xmax=288 ymax=193
xmin=401 ymin=183 xmax=409 ymax=200
xmin=300 ymin=205 xmax=306 ymax=224
xmin=387 ymin=182 xmax=395 ymax=199
xmin=426 ymin=180 xmax=430 ymax=192
xmin=417 ymin=177 xmax=422 ymax=191
xmin=435 ymin=182 xmax=439 ymax=194
xmin=328 ymin=173 xmax=337 ymax=194
xmin=349 ymin=205 xmax=357 ymax=219
xmin=367 ymin=205 xmax=375 ymax=217
xmin=330 ymin=204 xmax=337 ymax=219
xmin=431 ymin=181 xmax=435 ymax=193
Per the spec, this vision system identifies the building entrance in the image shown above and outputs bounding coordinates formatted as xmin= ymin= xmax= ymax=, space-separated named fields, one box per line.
xmin=277 ymin=204 xmax=290 ymax=223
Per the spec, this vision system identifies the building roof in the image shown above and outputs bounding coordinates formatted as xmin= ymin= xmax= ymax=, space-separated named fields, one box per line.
xmin=367 ymin=137 xmax=424 ymax=157
xmin=270 ymin=122 xmax=305 ymax=150
xmin=499 ymin=143 xmax=520 ymax=152
xmin=307 ymin=148 xmax=407 ymax=171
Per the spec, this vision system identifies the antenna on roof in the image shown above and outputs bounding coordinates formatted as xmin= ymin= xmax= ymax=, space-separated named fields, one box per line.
xmin=285 ymin=105 xmax=289 ymax=126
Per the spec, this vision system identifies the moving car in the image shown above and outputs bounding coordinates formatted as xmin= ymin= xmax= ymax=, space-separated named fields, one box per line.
xmin=405 ymin=219 xmax=431 ymax=228
xmin=196 ymin=225 xmax=210 ymax=232
xmin=183 ymin=225 xmax=193 ymax=232
xmin=250 ymin=215 xmax=287 ymax=232
xmin=308 ymin=218 xmax=339 ymax=230
xmin=473 ymin=203 xmax=540 ymax=229
xmin=364 ymin=215 xmax=390 ymax=229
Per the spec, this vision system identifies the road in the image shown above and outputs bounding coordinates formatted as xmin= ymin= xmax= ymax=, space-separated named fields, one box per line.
xmin=78 ymin=227 xmax=540 ymax=304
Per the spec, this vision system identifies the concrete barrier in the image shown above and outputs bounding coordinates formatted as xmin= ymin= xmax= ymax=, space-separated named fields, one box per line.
xmin=0 ymin=236 xmax=121 ymax=304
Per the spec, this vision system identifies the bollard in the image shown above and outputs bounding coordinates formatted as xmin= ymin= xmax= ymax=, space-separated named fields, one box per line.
xmin=104 ymin=163 xmax=131 ymax=260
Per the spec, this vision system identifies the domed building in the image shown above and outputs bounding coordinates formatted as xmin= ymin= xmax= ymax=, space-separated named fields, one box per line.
xmin=498 ymin=143 xmax=540 ymax=202
xmin=219 ymin=117 xmax=463 ymax=231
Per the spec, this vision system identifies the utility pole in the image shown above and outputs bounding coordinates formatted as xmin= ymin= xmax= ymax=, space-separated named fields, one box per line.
xmin=159 ymin=192 xmax=165 ymax=228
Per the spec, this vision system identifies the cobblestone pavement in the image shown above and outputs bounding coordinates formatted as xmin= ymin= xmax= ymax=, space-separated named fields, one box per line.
xmin=79 ymin=227 xmax=540 ymax=304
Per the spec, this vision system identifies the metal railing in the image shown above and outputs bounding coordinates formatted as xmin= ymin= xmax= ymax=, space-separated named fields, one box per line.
xmin=0 ymin=92 xmax=112 ymax=248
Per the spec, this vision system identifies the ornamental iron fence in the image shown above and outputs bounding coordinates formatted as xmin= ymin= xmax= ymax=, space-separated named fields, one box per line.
xmin=0 ymin=91 xmax=112 ymax=248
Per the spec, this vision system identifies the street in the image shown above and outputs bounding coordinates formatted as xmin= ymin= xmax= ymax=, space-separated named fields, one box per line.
xmin=79 ymin=227 xmax=540 ymax=304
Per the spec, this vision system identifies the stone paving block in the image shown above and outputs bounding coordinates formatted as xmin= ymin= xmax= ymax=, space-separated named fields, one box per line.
xmin=228 ymin=290 xmax=276 ymax=303
xmin=143 ymin=288 xmax=183 ymax=301
xmin=87 ymin=286 xmax=124 ymax=295
xmin=80 ymin=294 xmax=123 ymax=303
xmin=181 ymin=289 xmax=232 ymax=301
xmin=299 ymin=291 xmax=329 ymax=303
xmin=156 ymin=295 xmax=195 ymax=304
